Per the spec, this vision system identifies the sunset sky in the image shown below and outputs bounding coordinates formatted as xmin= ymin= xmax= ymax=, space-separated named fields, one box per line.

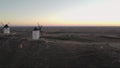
xmin=0 ymin=0 xmax=120 ymax=26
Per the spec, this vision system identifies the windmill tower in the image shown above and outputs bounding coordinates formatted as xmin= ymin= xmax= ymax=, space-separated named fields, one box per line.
xmin=3 ymin=24 xmax=10 ymax=34
xmin=32 ymin=27 xmax=40 ymax=40
xmin=0 ymin=23 xmax=10 ymax=34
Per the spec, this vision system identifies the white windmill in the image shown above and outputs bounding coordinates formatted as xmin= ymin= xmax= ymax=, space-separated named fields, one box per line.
xmin=0 ymin=23 xmax=10 ymax=34
xmin=32 ymin=23 xmax=43 ymax=40
xmin=32 ymin=27 xmax=40 ymax=40
xmin=3 ymin=24 xmax=10 ymax=34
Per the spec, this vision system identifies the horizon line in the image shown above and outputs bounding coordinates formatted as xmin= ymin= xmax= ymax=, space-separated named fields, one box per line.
xmin=7 ymin=25 xmax=120 ymax=27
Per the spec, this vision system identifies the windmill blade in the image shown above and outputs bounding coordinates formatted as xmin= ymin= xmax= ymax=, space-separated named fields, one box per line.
xmin=39 ymin=26 xmax=42 ymax=31
xmin=0 ymin=27 xmax=4 ymax=32
xmin=0 ymin=22 xmax=4 ymax=27
xmin=37 ymin=23 xmax=41 ymax=31
xmin=40 ymin=26 xmax=43 ymax=37
xmin=37 ymin=23 xmax=43 ymax=37
xmin=0 ymin=22 xmax=4 ymax=33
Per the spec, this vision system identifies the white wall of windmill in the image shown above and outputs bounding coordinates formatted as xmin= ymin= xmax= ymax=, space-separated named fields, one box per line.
xmin=32 ymin=30 xmax=40 ymax=40
xmin=3 ymin=27 xmax=10 ymax=34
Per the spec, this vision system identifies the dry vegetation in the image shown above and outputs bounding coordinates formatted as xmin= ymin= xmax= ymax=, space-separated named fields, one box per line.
xmin=0 ymin=26 xmax=120 ymax=68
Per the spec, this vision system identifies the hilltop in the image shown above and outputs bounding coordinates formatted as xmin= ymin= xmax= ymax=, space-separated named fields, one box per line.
xmin=0 ymin=34 xmax=120 ymax=68
xmin=0 ymin=27 xmax=120 ymax=68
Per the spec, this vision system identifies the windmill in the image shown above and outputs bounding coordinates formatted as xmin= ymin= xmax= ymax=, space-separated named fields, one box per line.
xmin=32 ymin=27 xmax=40 ymax=40
xmin=32 ymin=23 xmax=43 ymax=40
xmin=0 ymin=22 xmax=10 ymax=34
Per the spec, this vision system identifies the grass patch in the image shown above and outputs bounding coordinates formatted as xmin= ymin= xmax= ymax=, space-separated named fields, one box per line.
xmin=44 ymin=35 xmax=94 ymax=42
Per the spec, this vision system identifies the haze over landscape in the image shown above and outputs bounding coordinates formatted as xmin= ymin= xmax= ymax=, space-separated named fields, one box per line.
xmin=0 ymin=0 xmax=120 ymax=26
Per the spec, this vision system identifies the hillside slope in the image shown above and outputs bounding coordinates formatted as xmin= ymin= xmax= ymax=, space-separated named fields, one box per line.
xmin=0 ymin=34 xmax=120 ymax=68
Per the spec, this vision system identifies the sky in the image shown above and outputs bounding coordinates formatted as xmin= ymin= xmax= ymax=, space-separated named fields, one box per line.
xmin=0 ymin=0 xmax=120 ymax=26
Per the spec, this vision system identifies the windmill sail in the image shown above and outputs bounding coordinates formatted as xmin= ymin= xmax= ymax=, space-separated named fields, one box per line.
xmin=0 ymin=27 xmax=4 ymax=31
xmin=0 ymin=22 xmax=4 ymax=32
xmin=37 ymin=23 xmax=43 ymax=36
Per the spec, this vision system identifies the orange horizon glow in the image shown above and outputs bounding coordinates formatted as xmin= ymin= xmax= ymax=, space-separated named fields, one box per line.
xmin=8 ymin=22 xmax=120 ymax=26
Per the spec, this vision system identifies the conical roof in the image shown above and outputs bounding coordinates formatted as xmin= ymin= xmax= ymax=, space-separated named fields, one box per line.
xmin=4 ymin=24 xmax=9 ymax=28
xmin=33 ymin=27 xmax=39 ymax=31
